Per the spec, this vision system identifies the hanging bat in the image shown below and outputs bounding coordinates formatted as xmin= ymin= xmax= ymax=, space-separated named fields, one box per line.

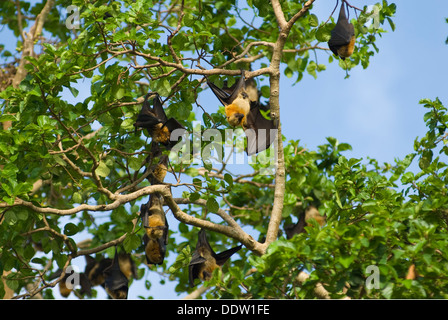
xmin=284 ymin=205 xmax=326 ymax=239
xmin=134 ymin=93 xmax=185 ymax=149
xmin=144 ymin=142 xmax=169 ymax=185
xmin=328 ymin=1 xmax=355 ymax=60
xmin=189 ymin=229 xmax=242 ymax=287
xmin=207 ymin=71 xmax=277 ymax=155
xmin=103 ymin=247 xmax=129 ymax=299
xmin=140 ymin=194 xmax=169 ymax=265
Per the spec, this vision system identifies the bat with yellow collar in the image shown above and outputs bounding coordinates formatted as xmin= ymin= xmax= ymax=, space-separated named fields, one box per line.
xmin=134 ymin=93 xmax=185 ymax=150
xmin=189 ymin=229 xmax=242 ymax=287
xmin=207 ymin=71 xmax=277 ymax=155
xmin=140 ymin=194 xmax=169 ymax=265
xmin=328 ymin=1 xmax=355 ymax=60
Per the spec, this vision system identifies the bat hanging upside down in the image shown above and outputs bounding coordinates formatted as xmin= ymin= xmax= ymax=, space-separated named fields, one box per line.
xmin=103 ymin=246 xmax=130 ymax=299
xmin=207 ymin=71 xmax=278 ymax=156
xmin=134 ymin=93 xmax=185 ymax=150
xmin=328 ymin=1 xmax=355 ymax=60
xmin=189 ymin=229 xmax=242 ymax=287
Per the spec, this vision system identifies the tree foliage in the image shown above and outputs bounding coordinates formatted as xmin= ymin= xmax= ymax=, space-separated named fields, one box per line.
xmin=2 ymin=0 xmax=447 ymax=300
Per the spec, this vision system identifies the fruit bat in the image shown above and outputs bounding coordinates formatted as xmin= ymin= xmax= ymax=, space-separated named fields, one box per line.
xmin=207 ymin=71 xmax=277 ymax=155
xmin=284 ymin=206 xmax=326 ymax=239
xmin=328 ymin=1 xmax=355 ymax=60
xmin=103 ymin=247 xmax=129 ymax=299
xmin=144 ymin=142 xmax=169 ymax=185
xmin=189 ymin=229 xmax=242 ymax=287
xmin=134 ymin=93 xmax=185 ymax=149
xmin=140 ymin=194 xmax=169 ymax=265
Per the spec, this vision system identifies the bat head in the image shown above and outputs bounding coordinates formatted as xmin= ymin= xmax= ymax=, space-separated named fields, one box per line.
xmin=225 ymin=91 xmax=251 ymax=127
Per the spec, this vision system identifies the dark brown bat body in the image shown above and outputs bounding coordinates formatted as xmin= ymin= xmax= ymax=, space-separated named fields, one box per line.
xmin=328 ymin=2 xmax=355 ymax=60
xmin=285 ymin=206 xmax=326 ymax=239
xmin=103 ymin=247 xmax=129 ymax=299
xmin=189 ymin=229 xmax=242 ymax=287
xmin=207 ymin=72 xmax=277 ymax=155
xmin=134 ymin=93 xmax=185 ymax=149
xmin=140 ymin=194 xmax=169 ymax=265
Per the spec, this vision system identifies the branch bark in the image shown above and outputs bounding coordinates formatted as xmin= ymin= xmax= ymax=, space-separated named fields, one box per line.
xmin=260 ymin=0 xmax=316 ymax=253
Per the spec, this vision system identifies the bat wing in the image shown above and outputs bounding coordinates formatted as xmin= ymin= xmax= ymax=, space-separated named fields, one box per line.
xmin=163 ymin=214 xmax=169 ymax=245
xmin=103 ymin=249 xmax=129 ymax=293
xmin=207 ymin=72 xmax=246 ymax=106
xmin=284 ymin=211 xmax=307 ymax=239
xmin=188 ymin=250 xmax=207 ymax=287
xmin=140 ymin=202 xmax=150 ymax=228
xmin=79 ymin=273 xmax=93 ymax=297
xmin=163 ymin=118 xmax=185 ymax=132
xmin=134 ymin=94 xmax=162 ymax=130
xmin=207 ymin=80 xmax=233 ymax=106
xmin=196 ymin=229 xmax=215 ymax=254
xmin=245 ymin=102 xmax=277 ymax=155
xmin=104 ymin=269 xmax=128 ymax=292
xmin=152 ymin=93 xmax=168 ymax=122
xmin=214 ymin=245 xmax=243 ymax=266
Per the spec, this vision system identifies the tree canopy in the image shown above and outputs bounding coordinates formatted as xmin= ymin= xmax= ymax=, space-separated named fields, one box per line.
xmin=1 ymin=0 xmax=448 ymax=300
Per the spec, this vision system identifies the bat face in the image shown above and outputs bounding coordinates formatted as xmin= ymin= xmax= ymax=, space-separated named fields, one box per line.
xmin=103 ymin=247 xmax=129 ymax=299
xmin=207 ymin=72 xmax=251 ymax=127
xmin=189 ymin=229 xmax=242 ymax=287
xmin=328 ymin=3 xmax=355 ymax=60
xmin=225 ymin=93 xmax=251 ymax=127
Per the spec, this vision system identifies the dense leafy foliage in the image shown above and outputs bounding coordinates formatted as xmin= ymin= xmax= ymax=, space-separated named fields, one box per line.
xmin=2 ymin=0 xmax=446 ymax=300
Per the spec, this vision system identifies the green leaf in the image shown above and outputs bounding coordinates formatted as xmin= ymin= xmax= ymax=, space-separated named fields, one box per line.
xmin=206 ymin=197 xmax=220 ymax=213
xmin=64 ymin=223 xmax=79 ymax=236
xmin=309 ymin=14 xmax=319 ymax=27
xmin=224 ymin=173 xmax=233 ymax=187
xmin=37 ymin=115 xmax=50 ymax=127
xmin=123 ymin=233 xmax=141 ymax=252
xmin=95 ymin=161 xmax=110 ymax=177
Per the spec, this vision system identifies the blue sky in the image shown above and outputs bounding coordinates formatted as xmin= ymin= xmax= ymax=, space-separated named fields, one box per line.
xmin=2 ymin=0 xmax=448 ymax=299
